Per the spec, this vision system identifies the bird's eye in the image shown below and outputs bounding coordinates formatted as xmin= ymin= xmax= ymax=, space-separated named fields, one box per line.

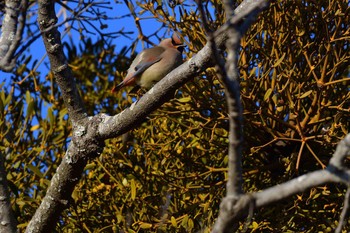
xmin=171 ymin=37 xmax=176 ymax=45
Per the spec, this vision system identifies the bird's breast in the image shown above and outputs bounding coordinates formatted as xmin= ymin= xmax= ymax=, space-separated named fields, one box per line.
xmin=138 ymin=52 xmax=183 ymax=89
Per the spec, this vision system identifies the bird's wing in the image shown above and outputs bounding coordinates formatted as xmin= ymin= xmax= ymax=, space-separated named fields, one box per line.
xmin=133 ymin=57 xmax=162 ymax=76
xmin=111 ymin=47 xmax=165 ymax=92
xmin=112 ymin=57 xmax=162 ymax=92
xmin=132 ymin=47 xmax=165 ymax=75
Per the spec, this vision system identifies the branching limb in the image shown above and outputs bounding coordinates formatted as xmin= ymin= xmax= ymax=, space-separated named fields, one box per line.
xmin=210 ymin=133 xmax=350 ymax=232
xmin=258 ymin=134 xmax=350 ymax=207
xmin=211 ymin=0 xmax=269 ymax=232
xmin=25 ymin=1 xmax=104 ymax=232
xmin=221 ymin=2 xmax=244 ymax=198
xmin=25 ymin=116 xmax=105 ymax=233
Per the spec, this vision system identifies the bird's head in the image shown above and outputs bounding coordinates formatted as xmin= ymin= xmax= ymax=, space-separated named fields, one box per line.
xmin=159 ymin=33 xmax=186 ymax=53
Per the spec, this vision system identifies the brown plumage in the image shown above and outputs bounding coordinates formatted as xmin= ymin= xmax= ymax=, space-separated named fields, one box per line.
xmin=112 ymin=34 xmax=185 ymax=92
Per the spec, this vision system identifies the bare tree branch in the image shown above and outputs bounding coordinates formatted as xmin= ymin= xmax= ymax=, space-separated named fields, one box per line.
xmin=25 ymin=119 xmax=105 ymax=233
xmin=210 ymin=133 xmax=350 ymax=232
xmin=0 ymin=0 xmax=124 ymax=73
xmin=336 ymin=187 xmax=350 ymax=233
xmin=0 ymin=152 xmax=17 ymax=233
xmin=211 ymin=0 xmax=269 ymax=232
xmin=330 ymin=133 xmax=350 ymax=169
xmin=14 ymin=1 xmax=94 ymax=61
xmin=253 ymin=169 xmax=347 ymax=207
xmin=0 ymin=0 xmax=26 ymax=72
xmin=24 ymin=1 xmax=101 ymax=232
xmin=36 ymin=0 xmax=87 ymax=123
xmin=221 ymin=0 xmax=244 ymax=198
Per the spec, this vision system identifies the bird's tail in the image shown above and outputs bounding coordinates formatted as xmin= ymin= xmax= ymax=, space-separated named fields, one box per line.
xmin=111 ymin=82 xmax=124 ymax=93
xmin=111 ymin=74 xmax=137 ymax=93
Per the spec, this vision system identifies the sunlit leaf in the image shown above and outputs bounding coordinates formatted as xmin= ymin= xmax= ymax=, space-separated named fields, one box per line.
xmin=171 ymin=216 xmax=177 ymax=227
xmin=26 ymin=101 xmax=35 ymax=118
xmin=130 ymin=179 xmax=136 ymax=200
xmin=139 ymin=222 xmax=152 ymax=229
xmin=299 ymin=90 xmax=313 ymax=99
xmin=264 ymin=88 xmax=273 ymax=101
xmin=273 ymin=53 xmax=286 ymax=67
xmin=26 ymin=164 xmax=43 ymax=178
xmin=30 ymin=125 xmax=40 ymax=131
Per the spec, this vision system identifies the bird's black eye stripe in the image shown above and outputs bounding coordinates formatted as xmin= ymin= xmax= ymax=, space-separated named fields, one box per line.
xmin=171 ymin=37 xmax=176 ymax=45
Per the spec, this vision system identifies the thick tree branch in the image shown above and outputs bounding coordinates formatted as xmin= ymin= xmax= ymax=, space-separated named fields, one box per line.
xmin=25 ymin=116 xmax=104 ymax=233
xmin=212 ymin=0 xmax=269 ymax=232
xmin=37 ymin=0 xmax=87 ymax=123
xmin=254 ymin=169 xmax=348 ymax=207
xmin=0 ymin=152 xmax=17 ymax=233
xmin=330 ymin=133 xmax=350 ymax=169
xmin=0 ymin=0 xmax=26 ymax=72
xmin=259 ymin=133 xmax=350 ymax=205
xmin=25 ymin=1 xmax=103 ymax=232
xmin=221 ymin=2 xmax=244 ymax=198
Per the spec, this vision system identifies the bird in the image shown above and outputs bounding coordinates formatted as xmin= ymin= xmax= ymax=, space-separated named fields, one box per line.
xmin=112 ymin=34 xmax=185 ymax=93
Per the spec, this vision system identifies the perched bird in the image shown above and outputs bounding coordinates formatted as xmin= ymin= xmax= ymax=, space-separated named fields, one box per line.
xmin=112 ymin=34 xmax=185 ymax=92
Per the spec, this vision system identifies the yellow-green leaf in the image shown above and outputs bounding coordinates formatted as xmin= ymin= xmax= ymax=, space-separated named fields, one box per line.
xmin=130 ymin=179 xmax=136 ymax=200
xmin=300 ymin=90 xmax=313 ymax=99
xmin=273 ymin=53 xmax=286 ymax=67
xmin=26 ymin=101 xmax=35 ymax=117
xmin=181 ymin=214 xmax=188 ymax=227
xmin=30 ymin=125 xmax=40 ymax=131
xmin=25 ymin=90 xmax=31 ymax=104
xmin=188 ymin=218 xmax=194 ymax=230
xmin=264 ymin=88 xmax=273 ymax=101
xmin=140 ymin=222 xmax=152 ymax=229
xmin=48 ymin=107 xmax=54 ymax=128
xmin=26 ymin=164 xmax=43 ymax=178
xmin=178 ymin=97 xmax=191 ymax=103
xmin=171 ymin=216 xmax=177 ymax=227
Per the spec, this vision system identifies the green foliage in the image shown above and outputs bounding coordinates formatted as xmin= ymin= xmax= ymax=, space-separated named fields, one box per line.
xmin=2 ymin=0 xmax=349 ymax=232
xmin=1 ymin=73 xmax=71 ymax=231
